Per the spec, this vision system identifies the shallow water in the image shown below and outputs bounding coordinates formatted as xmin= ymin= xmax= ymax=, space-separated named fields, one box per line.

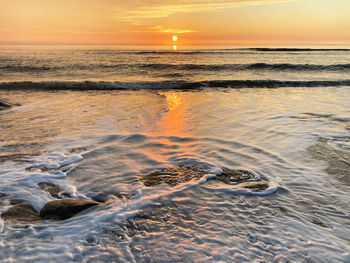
xmin=0 ymin=86 xmax=349 ymax=262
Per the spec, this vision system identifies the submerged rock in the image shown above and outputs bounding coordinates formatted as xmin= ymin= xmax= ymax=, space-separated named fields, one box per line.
xmin=216 ymin=167 xmax=255 ymax=183
xmin=39 ymin=199 xmax=100 ymax=220
xmin=139 ymin=165 xmax=269 ymax=192
xmin=1 ymin=199 xmax=42 ymax=222
xmin=230 ymin=180 xmax=269 ymax=191
xmin=308 ymin=137 xmax=350 ymax=186
xmin=38 ymin=182 xmax=71 ymax=198
xmin=214 ymin=167 xmax=269 ymax=190
xmin=140 ymin=165 xmax=206 ymax=187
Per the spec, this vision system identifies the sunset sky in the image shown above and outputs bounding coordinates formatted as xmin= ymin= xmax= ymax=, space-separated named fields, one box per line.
xmin=1 ymin=0 xmax=349 ymax=46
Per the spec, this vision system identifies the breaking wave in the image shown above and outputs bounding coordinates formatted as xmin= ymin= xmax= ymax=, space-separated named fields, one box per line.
xmin=3 ymin=63 xmax=350 ymax=72
xmin=1 ymin=79 xmax=350 ymax=90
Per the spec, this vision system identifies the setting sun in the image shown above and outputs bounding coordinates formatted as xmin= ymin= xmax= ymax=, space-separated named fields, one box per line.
xmin=172 ymin=35 xmax=178 ymax=42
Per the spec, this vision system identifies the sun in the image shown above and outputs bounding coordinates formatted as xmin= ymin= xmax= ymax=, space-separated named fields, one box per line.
xmin=172 ymin=35 xmax=178 ymax=42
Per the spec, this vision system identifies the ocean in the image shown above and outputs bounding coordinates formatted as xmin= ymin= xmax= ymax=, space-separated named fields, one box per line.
xmin=0 ymin=46 xmax=349 ymax=262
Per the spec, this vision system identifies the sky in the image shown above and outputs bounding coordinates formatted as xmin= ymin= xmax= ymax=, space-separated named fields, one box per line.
xmin=0 ymin=0 xmax=349 ymax=46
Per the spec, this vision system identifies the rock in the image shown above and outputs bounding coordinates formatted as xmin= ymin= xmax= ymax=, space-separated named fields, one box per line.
xmin=1 ymin=199 xmax=42 ymax=222
xmin=1 ymin=198 xmax=100 ymax=222
xmin=38 ymin=182 xmax=62 ymax=198
xmin=140 ymin=165 xmax=205 ymax=187
xmin=233 ymin=180 xmax=269 ymax=191
xmin=217 ymin=167 xmax=254 ymax=183
xmin=39 ymin=200 xmax=100 ymax=220
xmin=213 ymin=168 xmax=269 ymax=191
xmin=0 ymin=100 xmax=12 ymax=110
xmin=139 ymin=165 xmax=270 ymax=192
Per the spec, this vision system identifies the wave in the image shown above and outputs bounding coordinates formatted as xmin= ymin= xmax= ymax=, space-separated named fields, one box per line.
xmin=135 ymin=51 xmax=208 ymax=55
xmin=133 ymin=48 xmax=350 ymax=54
xmin=0 ymin=64 xmax=131 ymax=72
xmin=0 ymin=65 xmax=55 ymax=71
xmin=3 ymin=63 xmax=350 ymax=73
xmin=244 ymin=63 xmax=350 ymax=71
xmin=244 ymin=48 xmax=350 ymax=52
xmin=140 ymin=63 xmax=350 ymax=71
xmin=74 ymin=49 xmax=349 ymax=56
xmin=1 ymin=79 xmax=350 ymax=90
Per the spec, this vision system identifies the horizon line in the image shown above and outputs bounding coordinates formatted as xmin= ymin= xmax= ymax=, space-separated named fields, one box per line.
xmin=0 ymin=43 xmax=348 ymax=47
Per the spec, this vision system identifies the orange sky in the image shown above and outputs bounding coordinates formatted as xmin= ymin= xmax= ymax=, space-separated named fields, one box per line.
xmin=1 ymin=0 xmax=349 ymax=46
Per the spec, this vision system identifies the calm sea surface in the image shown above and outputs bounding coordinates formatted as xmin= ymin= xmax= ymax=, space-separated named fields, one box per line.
xmin=0 ymin=46 xmax=349 ymax=262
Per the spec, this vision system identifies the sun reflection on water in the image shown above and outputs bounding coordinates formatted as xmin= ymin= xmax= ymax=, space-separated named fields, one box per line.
xmin=165 ymin=93 xmax=181 ymax=111
xmin=141 ymin=91 xmax=197 ymax=163
xmin=158 ymin=92 xmax=187 ymax=137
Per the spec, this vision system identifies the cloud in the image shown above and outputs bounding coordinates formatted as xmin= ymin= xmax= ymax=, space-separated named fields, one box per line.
xmin=152 ymin=25 xmax=197 ymax=34
xmin=112 ymin=0 xmax=303 ymax=36
xmin=118 ymin=0 xmax=302 ymax=20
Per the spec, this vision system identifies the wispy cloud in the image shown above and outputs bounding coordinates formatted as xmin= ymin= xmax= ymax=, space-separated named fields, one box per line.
xmin=151 ymin=25 xmax=197 ymax=34
xmin=114 ymin=0 xmax=302 ymax=36
xmin=119 ymin=0 xmax=302 ymax=20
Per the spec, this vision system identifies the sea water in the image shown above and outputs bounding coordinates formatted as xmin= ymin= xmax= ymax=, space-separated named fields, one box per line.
xmin=0 ymin=46 xmax=349 ymax=262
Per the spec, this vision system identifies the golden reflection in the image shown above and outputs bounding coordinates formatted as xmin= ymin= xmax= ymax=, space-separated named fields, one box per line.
xmin=158 ymin=92 xmax=188 ymax=136
xmin=142 ymin=91 xmax=198 ymax=164
xmin=173 ymin=45 xmax=177 ymax=51
xmin=145 ymin=92 xmax=190 ymax=137
xmin=165 ymin=93 xmax=181 ymax=111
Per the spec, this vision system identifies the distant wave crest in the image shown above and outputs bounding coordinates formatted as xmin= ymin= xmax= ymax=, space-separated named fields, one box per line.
xmin=245 ymin=48 xmax=350 ymax=52
xmin=140 ymin=63 xmax=350 ymax=71
xmin=2 ymin=63 xmax=350 ymax=73
xmin=0 ymin=65 xmax=55 ymax=71
xmin=134 ymin=48 xmax=350 ymax=54
xmin=1 ymin=79 xmax=350 ymax=90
